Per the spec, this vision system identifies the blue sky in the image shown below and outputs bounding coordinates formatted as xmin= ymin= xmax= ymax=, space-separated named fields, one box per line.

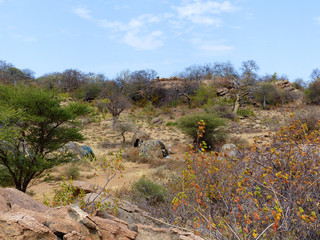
xmin=0 ymin=0 xmax=319 ymax=81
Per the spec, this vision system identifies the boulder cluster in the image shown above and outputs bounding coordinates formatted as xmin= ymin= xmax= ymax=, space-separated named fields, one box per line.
xmin=0 ymin=187 xmax=204 ymax=240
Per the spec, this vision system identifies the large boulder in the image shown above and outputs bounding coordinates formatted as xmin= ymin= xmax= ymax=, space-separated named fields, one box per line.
xmin=139 ymin=140 xmax=168 ymax=159
xmin=60 ymin=142 xmax=95 ymax=161
xmin=0 ymin=188 xmax=49 ymax=213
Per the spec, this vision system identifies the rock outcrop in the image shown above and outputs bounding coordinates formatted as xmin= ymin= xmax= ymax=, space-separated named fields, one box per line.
xmin=150 ymin=77 xmax=195 ymax=92
xmin=0 ymin=187 xmax=204 ymax=240
xmin=273 ymin=80 xmax=295 ymax=91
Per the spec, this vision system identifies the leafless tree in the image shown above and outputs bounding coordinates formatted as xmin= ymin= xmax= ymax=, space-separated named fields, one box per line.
xmin=232 ymin=60 xmax=259 ymax=114
xmin=61 ymin=69 xmax=85 ymax=92
xmin=99 ymin=90 xmax=131 ymax=126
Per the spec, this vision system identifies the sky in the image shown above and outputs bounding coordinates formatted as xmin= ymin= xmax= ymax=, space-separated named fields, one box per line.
xmin=0 ymin=0 xmax=319 ymax=81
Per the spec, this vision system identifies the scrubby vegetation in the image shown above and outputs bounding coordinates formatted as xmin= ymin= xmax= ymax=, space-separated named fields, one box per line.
xmin=1 ymin=58 xmax=320 ymax=239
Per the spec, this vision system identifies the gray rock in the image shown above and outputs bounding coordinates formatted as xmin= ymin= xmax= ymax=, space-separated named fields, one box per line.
xmin=220 ymin=143 xmax=239 ymax=159
xmin=139 ymin=140 xmax=168 ymax=159
xmin=150 ymin=117 xmax=163 ymax=124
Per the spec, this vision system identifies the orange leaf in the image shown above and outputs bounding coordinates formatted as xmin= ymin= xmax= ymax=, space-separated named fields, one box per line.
xmin=254 ymin=212 xmax=261 ymax=220
xmin=244 ymin=228 xmax=249 ymax=234
xmin=273 ymin=219 xmax=279 ymax=232
xmin=310 ymin=217 xmax=315 ymax=223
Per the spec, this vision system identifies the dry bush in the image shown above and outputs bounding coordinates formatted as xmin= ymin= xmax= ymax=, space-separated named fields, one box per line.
xmin=170 ymin=119 xmax=320 ymax=239
xmin=292 ymin=107 xmax=320 ymax=133
xmin=128 ymin=118 xmax=320 ymax=239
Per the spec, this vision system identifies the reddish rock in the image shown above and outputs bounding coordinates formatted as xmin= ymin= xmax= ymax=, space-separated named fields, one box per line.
xmin=0 ymin=211 xmax=56 ymax=240
xmin=0 ymin=188 xmax=49 ymax=213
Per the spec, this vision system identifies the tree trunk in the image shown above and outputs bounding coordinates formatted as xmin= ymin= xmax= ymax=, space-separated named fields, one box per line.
xmin=233 ymin=94 xmax=240 ymax=115
xmin=121 ymin=132 xmax=126 ymax=143
xmin=112 ymin=116 xmax=119 ymax=128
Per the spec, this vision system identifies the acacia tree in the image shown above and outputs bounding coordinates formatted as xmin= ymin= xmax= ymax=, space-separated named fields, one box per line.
xmin=0 ymin=84 xmax=90 ymax=192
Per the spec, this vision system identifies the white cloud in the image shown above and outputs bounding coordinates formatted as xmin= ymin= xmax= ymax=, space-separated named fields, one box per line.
xmin=71 ymin=3 xmax=239 ymax=51
xmin=100 ymin=14 xmax=160 ymax=32
xmin=316 ymin=17 xmax=320 ymax=25
xmin=124 ymin=30 xmax=164 ymax=50
xmin=99 ymin=14 xmax=164 ymax=50
xmin=173 ymin=1 xmax=238 ymax=26
xmin=72 ymin=7 xmax=93 ymax=20
xmin=190 ymin=16 xmax=222 ymax=26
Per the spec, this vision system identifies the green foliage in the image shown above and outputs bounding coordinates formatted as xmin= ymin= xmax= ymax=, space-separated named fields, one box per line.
xmin=178 ymin=112 xmax=227 ymax=149
xmin=74 ymin=83 xmax=102 ymax=101
xmin=237 ymin=107 xmax=255 ymax=117
xmin=253 ymin=82 xmax=279 ymax=106
xmin=166 ymin=121 xmax=177 ymax=126
xmin=48 ymin=178 xmax=85 ymax=206
xmin=305 ymin=80 xmax=320 ymax=104
xmin=0 ymin=84 xmax=90 ymax=192
xmin=193 ymin=84 xmax=217 ymax=106
xmin=132 ymin=176 xmax=167 ymax=205
xmin=0 ymin=166 xmax=15 ymax=187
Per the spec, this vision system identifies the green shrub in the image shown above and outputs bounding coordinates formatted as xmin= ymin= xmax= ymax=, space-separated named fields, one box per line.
xmin=166 ymin=121 xmax=177 ymax=126
xmin=74 ymin=83 xmax=102 ymax=101
xmin=193 ymin=84 xmax=217 ymax=106
xmin=0 ymin=166 xmax=14 ymax=187
xmin=253 ymin=82 xmax=279 ymax=106
xmin=305 ymin=80 xmax=320 ymax=104
xmin=237 ymin=107 xmax=255 ymax=118
xmin=132 ymin=176 xmax=167 ymax=204
xmin=178 ymin=112 xmax=227 ymax=149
